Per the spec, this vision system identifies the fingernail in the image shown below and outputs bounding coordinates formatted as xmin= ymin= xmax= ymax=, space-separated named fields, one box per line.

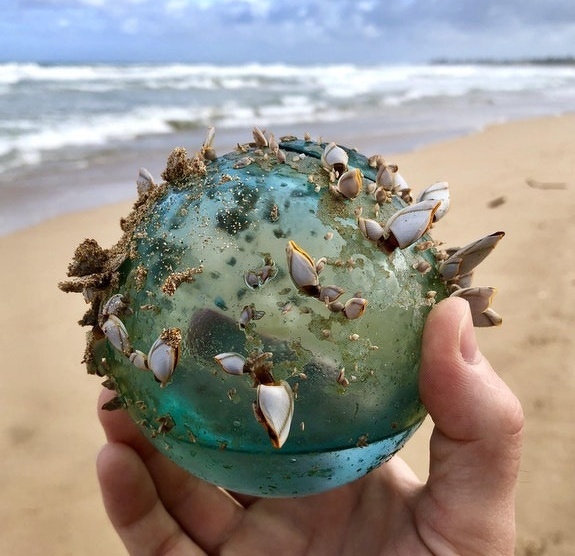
xmin=459 ymin=302 xmax=480 ymax=364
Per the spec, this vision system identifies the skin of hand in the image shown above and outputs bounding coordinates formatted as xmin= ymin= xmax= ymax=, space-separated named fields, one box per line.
xmin=96 ymin=297 xmax=524 ymax=556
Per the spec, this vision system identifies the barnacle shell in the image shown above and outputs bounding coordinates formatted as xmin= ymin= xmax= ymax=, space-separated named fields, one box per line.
xmin=268 ymin=133 xmax=279 ymax=153
xmin=252 ymin=127 xmax=268 ymax=148
xmin=342 ymin=297 xmax=368 ymax=320
xmin=318 ymin=285 xmax=346 ymax=304
xmin=332 ymin=168 xmax=362 ymax=199
xmin=255 ymin=381 xmax=294 ymax=449
xmin=238 ymin=304 xmax=262 ymax=329
xmin=472 ymin=307 xmax=503 ymax=327
xmin=439 ymin=231 xmax=505 ymax=281
xmin=285 ymin=240 xmax=320 ymax=296
xmin=384 ymin=200 xmax=440 ymax=250
xmin=101 ymin=315 xmax=132 ymax=356
xmin=321 ymin=142 xmax=348 ymax=175
xmin=451 ymin=286 xmax=501 ymax=327
xmin=357 ymin=216 xmax=385 ymax=242
xmin=393 ymin=173 xmax=412 ymax=203
xmin=136 ymin=167 xmax=155 ymax=197
xmin=129 ymin=349 xmax=149 ymax=371
xmin=416 ymin=181 xmax=450 ymax=221
xmin=147 ymin=329 xmax=181 ymax=386
xmin=201 ymin=126 xmax=217 ymax=161
xmin=451 ymin=286 xmax=496 ymax=313
xmin=214 ymin=352 xmax=247 ymax=375
xmin=376 ymin=163 xmax=399 ymax=190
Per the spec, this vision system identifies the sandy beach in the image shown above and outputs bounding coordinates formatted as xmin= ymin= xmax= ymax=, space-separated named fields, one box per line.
xmin=1 ymin=114 xmax=574 ymax=555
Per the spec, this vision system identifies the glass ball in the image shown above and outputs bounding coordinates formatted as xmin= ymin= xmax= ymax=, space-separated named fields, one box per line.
xmin=70 ymin=137 xmax=454 ymax=496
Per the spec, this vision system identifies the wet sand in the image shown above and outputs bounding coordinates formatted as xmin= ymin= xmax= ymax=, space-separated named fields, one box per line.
xmin=1 ymin=114 xmax=574 ymax=555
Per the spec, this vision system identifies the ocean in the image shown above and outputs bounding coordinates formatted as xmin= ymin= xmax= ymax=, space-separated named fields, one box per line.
xmin=1 ymin=61 xmax=574 ymax=236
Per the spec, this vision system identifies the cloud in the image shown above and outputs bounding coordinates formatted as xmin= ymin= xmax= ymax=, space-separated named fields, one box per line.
xmin=165 ymin=0 xmax=190 ymax=13
xmin=2 ymin=0 xmax=575 ymax=63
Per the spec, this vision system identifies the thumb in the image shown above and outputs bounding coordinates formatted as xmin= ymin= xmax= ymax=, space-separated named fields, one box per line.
xmin=417 ymin=297 xmax=524 ymax=555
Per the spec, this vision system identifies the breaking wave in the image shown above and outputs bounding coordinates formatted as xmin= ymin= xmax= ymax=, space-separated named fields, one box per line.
xmin=1 ymin=61 xmax=574 ymax=175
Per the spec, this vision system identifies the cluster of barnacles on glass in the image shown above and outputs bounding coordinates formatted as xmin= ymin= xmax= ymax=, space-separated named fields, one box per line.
xmin=61 ymin=125 xmax=504 ymax=450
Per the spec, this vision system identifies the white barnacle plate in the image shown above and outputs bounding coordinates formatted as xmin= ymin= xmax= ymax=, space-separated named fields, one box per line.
xmin=331 ymin=168 xmax=362 ymax=199
xmin=136 ymin=167 xmax=155 ymax=196
xmin=286 ymin=240 xmax=320 ymax=295
xmin=255 ymin=381 xmax=295 ymax=448
xmin=357 ymin=216 xmax=385 ymax=242
xmin=102 ymin=315 xmax=132 ymax=356
xmin=129 ymin=349 xmax=149 ymax=371
xmin=416 ymin=181 xmax=450 ymax=221
xmin=148 ymin=331 xmax=180 ymax=387
xmin=321 ymin=142 xmax=348 ymax=175
xmin=439 ymin=231 xmax=505 ymax=281
xmin=375 ymin=163 xmax=399 ymax=190
xmin=214 ymin=352 xmax=246 ymax=375
xmin=384 ymin=200 xmax=440 ymax=250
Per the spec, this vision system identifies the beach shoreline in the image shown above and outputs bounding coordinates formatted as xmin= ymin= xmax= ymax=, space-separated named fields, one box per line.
xmin=4 ymin=60 xmax=575 ymax=237
xmin=2 ymin=105 xmax=573 ymax=237
xmin=0 ymin=115 xmax=474 ymax=237
xmin=1 ymin=114 xmax=574 ymax=555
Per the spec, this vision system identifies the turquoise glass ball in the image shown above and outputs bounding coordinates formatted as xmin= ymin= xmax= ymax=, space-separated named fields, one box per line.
xmin=67 ymin=136 xmax=451 ymax=496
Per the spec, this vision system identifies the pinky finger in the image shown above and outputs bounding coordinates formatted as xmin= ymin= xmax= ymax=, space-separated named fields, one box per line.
xmin=97 ymin=442 xmax=205 ymax=556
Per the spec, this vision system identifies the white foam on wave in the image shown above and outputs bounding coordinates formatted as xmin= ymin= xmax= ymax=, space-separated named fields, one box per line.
xmin=0 ymin=95 xmax=344 ymax=174
xmin=1 ymin=61 xmax=574 ymax=177
xmin=0 ymin=105 xmax=195 ymax=173
xmin=2 ymin=60 xmax=574 ymax=88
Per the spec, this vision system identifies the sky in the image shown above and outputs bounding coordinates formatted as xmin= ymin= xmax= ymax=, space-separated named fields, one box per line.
xmin=2 ymin=0 xmax=575 ymax=64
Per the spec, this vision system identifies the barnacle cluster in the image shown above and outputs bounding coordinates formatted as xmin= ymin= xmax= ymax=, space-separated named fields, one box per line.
xmin=60 ymin=127 xmax=503 ymax=496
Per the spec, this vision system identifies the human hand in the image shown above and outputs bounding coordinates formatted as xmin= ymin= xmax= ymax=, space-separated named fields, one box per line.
xmin=97 ymin=296 xmax=523 ymax=555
